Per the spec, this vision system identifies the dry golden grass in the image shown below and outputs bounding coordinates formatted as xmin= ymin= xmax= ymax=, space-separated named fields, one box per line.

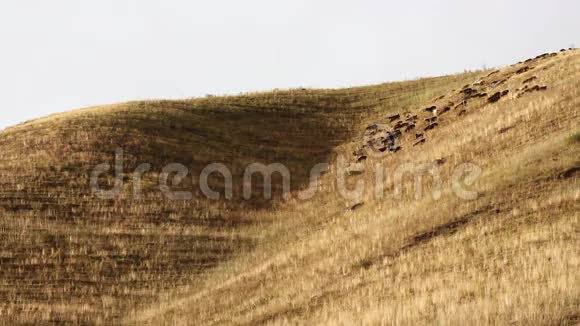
xmin=0 ymin=50 xmax=578 ymax=325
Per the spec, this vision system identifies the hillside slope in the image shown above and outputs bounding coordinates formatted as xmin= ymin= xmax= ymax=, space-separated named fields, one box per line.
xmin=1 ymin=50 xmax=579 ymax=324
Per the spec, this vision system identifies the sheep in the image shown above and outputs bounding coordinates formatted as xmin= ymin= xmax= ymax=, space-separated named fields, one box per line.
xmin=388 ymin=114 xmax=401 ymax=122
xmin=382 ymin=130 xmax=402 ymax=146
xmin=460 ymin=88 xmax=477 ymax=95
xmin=406 ymin=114 xmax=419 ymax=121
xmin=491 ymin=79 xmax=507 ymax=87
xmin=435 ymin=158 xmax=446 ymax=165
xmin=424 ymin=122 xmax=439 ymax=131
xmin=391 ymin=130 xmax=403 ymax=138
xmin=413 ymin=139 xmax=426 ymax=146
xmin=488 ymin=92 xmax=502 ymax=103
xmin=488 ymin=89 xmax=511 ymax=103
xmin=394 ymin=121 xmax=408 ymax=130
xmin=516 ymin=85 xmax=548 ymax=98
xmin=357 ymin=155 xmax=368 ymax=163
xmin=516 ymin=66 xmax=532 ymax=74
xmin=424 ymin=106 xmax=437 ymax=114
xmin=349 ymin=202 xmax=364 ymax=211
xmin=454 ymin=102 xmax=466 ymax=110
xmin=522 ymin=76 xmax=537 ymax=84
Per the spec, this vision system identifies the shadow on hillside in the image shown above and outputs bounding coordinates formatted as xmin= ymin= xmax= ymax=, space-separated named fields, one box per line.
xmin=84 ymin=98 xmax=364 ymax=209
xmin=0 ymin=95 xmax=367 ymax=322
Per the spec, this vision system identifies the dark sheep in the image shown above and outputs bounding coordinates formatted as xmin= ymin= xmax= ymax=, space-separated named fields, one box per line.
xmin=491 ymin=79 xmax=507 ymax=87
xmin=424 ymin=122 xmax=439 ymax=131
xmin=357 ymin=155 xmax=368 ymax=163
xmin=394 ymin=121 xmax=408 ymax=130
xmin=388 ymin=114 xmax=401 ymax=121
xmin=424 ymin=106 xmax=437 ymax=113
xmin=405 ymin=124 xmax=416 ymax=132
xmin=350 ymin=203 xmax=364 ymax=211
xmin=524 ymin=85 xmax=547 ymax=94
xmin=516 ymin=66 xmax=531 ymax=74
xmin=460 ymin=88 xmax=477 ymax=95
xmin=488 ymin=92 xmax=502 ymax=103
xmin=435 ymin=158 xmax=446 ymax=165
xmin=516 ymin=85 xmax=547 ymax=98
xmin=383 ymin=130 xmax=402 ymax=143
xmin=415 ymin=132 xmax=424 ymax=139
xmin=413 ymin=139 xmax=426 ymax=146
xmin=522 ymin=76 xmax=537 ymax=84
xmin=535 ymin=53 xmax=557 ymax=60
xmin=425 ymin=116 xmax=438 ymax=123
xmin=381 ymin=132 xmax=401 ymax=148
xmin=440 ymin=106 xmax=451 ymax=115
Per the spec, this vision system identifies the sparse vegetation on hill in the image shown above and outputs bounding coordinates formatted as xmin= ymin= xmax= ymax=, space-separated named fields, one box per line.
xmin=0 ymin=50 xmax=578 ymax=324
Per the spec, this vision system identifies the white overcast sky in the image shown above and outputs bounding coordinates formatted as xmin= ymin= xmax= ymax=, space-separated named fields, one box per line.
xmin=1 ymin=0 xmax=579 ymax=129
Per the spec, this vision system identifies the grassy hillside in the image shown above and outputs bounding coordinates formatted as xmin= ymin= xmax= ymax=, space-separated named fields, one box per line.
xmin=0 ymin=50 xmax=578 ymax=324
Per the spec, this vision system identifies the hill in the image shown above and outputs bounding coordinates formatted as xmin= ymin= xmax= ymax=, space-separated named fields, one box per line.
xmin=0 ymin=50 xmax=578 ymax=324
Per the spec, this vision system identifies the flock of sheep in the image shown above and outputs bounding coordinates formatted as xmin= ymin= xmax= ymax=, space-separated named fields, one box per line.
xmin=352 ymin=48 xmax=575 ymax=164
